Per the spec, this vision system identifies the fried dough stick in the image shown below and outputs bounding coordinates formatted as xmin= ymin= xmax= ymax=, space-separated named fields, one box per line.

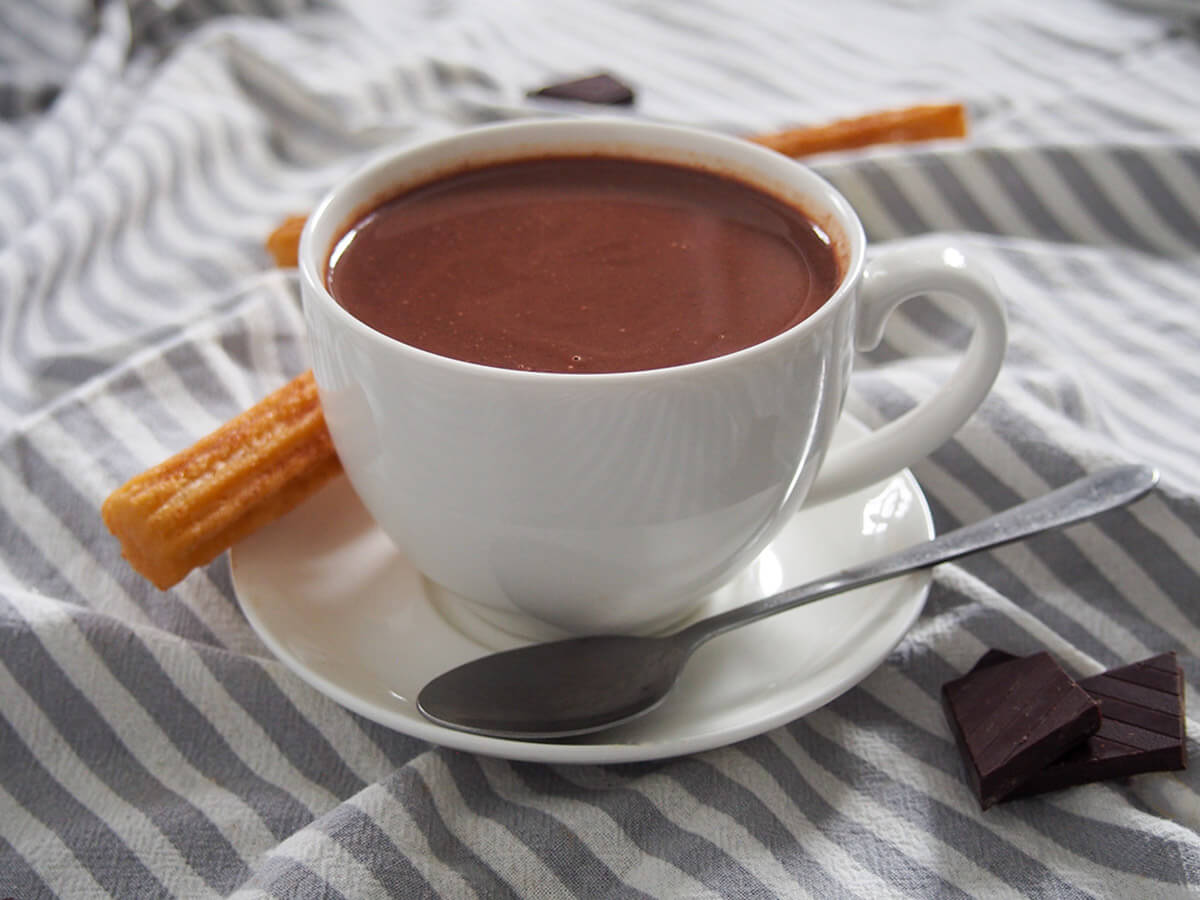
xmin=747 ymin=102 xmax=966 ymax=157
xmin=101 ymin=372 xmax=340 ymax=588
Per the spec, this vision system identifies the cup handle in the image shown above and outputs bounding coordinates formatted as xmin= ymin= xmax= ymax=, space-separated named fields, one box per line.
xmin=806 ymin=244 xmax=1007 ymax=505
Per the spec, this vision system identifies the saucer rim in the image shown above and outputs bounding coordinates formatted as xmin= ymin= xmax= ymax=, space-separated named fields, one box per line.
xmin=231 ymin=417 xmax=934 ymax=764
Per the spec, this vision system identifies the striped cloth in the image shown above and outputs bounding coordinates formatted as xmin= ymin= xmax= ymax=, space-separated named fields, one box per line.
xmin=3 ymin=0 xmax=1200 ymax=896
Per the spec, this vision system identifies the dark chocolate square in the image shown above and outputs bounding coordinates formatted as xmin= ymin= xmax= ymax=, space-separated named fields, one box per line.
xmin=942 ymin=651 xmax=1101 ymax=809
xmin=999 ymin=652 xmax=1186 ymax=798
xmin=527 ymin=73 xmax=635 ymax=106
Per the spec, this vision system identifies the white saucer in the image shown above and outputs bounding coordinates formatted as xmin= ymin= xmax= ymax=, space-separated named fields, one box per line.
xmin=231 ymin=416 xmax=934 ymax=764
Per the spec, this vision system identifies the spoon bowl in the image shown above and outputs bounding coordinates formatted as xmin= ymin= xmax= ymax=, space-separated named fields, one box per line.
xmin=416 ymin=634 xmax=691 ymax=739
xmin=418 ymin=465 xmax=1158 ymax=740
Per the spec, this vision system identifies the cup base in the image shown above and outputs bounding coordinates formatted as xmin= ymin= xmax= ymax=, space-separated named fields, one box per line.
xmin=424 ymin=554 xmax=775 ymax=650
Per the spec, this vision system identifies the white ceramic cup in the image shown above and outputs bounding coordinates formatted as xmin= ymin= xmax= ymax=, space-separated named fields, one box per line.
xmin=299 ymin=119 xmax=1006 ymax=638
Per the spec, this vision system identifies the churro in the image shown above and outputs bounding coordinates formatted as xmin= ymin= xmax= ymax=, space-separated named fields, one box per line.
xmin=102 ymin=370 xmax=341 ymax=589
xmin=264 ymin=103 xmax=968 ymax=270
xmin=748 ymin=102 xmax=967 ymax=158
xmin=266 ymin=214 xmax=306 ymax=268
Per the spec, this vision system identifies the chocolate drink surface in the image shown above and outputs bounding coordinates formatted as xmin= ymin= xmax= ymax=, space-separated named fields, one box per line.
xmin=326 ymin=156 xmax=841 ymax=374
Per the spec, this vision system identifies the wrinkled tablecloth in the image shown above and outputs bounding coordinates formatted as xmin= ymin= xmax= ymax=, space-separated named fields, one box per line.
xmin=3 ymin=0 xmax=1200 ymax=896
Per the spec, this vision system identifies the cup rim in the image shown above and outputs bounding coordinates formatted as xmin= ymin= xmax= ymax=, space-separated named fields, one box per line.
xmin=299 ymin=118 xmax=868 ymax=382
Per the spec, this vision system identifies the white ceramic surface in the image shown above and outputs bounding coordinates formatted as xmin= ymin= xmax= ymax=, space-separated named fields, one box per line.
xmin=230 ymin=417 xmax=935 ymax=765
xmin=298 ymin=118 xmax=1004 ymax=635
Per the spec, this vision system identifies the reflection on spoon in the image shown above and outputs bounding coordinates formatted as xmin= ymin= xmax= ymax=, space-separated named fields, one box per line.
xmin=417 ymin=465 xmax=1157 ymax=741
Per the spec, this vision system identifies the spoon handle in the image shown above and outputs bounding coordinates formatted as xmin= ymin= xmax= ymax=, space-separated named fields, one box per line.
xmin=676 ymin=464 xmax=1158 ymax=650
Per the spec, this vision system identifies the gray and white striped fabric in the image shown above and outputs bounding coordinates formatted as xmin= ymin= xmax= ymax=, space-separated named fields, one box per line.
xmin=3 ymin=0 xmax=1200 ymax=896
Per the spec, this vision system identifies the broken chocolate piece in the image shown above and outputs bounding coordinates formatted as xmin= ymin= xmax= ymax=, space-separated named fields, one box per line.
xmin=527 ymin=73 xmax=635 ymax=106
xmin=942 ymin=651 xmax=1101 ymax=809
xmin=1012 ymin=652 xmax=1187 ymax=797
xmin=971 ymin=648 xmax=1019 ymax=671
xmin=967 ymin=649 xmax=1188 ymax=800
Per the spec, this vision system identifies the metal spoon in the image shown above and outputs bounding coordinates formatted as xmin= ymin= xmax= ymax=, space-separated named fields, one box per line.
xmin=417 ymin=465 xmax=1157 ymax=740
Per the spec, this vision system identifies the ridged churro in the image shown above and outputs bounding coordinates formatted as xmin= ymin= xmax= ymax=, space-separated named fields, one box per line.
xmin=747 ymin=102 xmax=966 ymax=158
xmin=266 ymin=214 xmax=306 ymax=268
xmin=264 ymin=103 xmax=967 ymax=270
xmin=105 ymin=101 xmax=966 ymax=589
xmin=102 ymin=370 xmax=342 ymax=588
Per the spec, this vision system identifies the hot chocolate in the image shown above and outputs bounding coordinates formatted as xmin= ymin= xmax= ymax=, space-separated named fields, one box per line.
xmin=326 ymin=156 xmax=840 ymax=374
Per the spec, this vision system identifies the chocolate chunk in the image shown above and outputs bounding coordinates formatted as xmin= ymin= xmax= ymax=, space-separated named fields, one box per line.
xmin=1014 ymin=653 xmax=1186 ymax=797
xmin=967 ymin=650 xmax=1188 ymax=800
xmin=971 ymin=648 xmax=1020 ymax=671
xmin=527 ymin=73 xmax=635 ymax=106
xmin=942 ymin=651 xmax=1101 ymax=809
